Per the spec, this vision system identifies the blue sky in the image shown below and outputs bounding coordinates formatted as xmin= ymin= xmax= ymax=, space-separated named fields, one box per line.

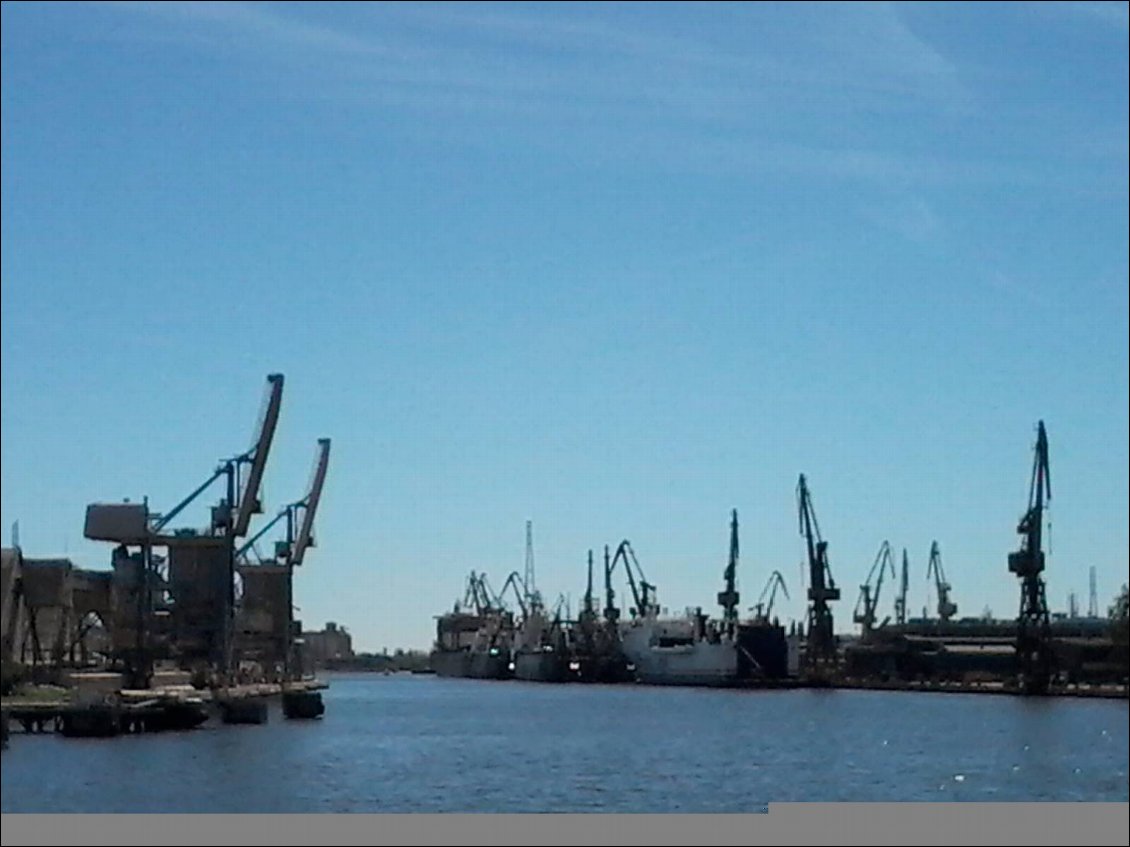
xmin=2 ymin=1 xmax=1127 ymax=652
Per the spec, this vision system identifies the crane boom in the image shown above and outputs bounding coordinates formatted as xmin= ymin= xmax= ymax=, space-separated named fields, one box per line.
xmin=232 ymin=374 xmax=284 ymax=539
xmin=753 ymin=570 xmax=789 ymax=621
xmin=235 ymin=507 xmax=289 ymax=562
xmin=291 ymin=438 xmax=331 ymax=567
xmin=498 ymin=570 xmax=529 ymax=620
xmin=854 ymin=540 xmax=895 ymax=633
xmin=610 ymin=540 xmax=655 ymax=619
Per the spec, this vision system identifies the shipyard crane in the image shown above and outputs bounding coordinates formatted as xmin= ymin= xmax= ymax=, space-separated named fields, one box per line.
xmin=472 ymin=571 xmax=518 ymax=653
xmin=235 ymin=438 xmax=331 ymax=679
xmin=550 ymin=593 xmax=569 ymax=626
xmin=751 ymin=571 xmax=789 ymax=623
xmin=452 ymin=571 xmax=478 ymax=614
xmin=582 ymin=550 xmax=596 ymax=619
xmin=1007 ymin=420 xmax=1052 ymax=695
xmin=577 ymin=550 xmax=600 ymax=653
xmin=151 ymin=374 xmax=284 ymax=539
xmin=454 ymin=571 xmax=499 ymax=616
xmin=894 ymin=548 xmax=909 ymax=625
xmin=926 ymin=541 xmax=957 ymax=622
xmin=467 ymin=572 xmax=490 ymax=615
xmin=497 ymin=570 xmax=529 ymax=620
xmin=853 ymin=540 xmax=896 ymax=636
xmin=479 ymin=573 xmax=506 ymax=615
xmin=237 ymin=438 xmax=331 ymax=568
xmin=718 ymin=509 xmax=741 ymax=636
xmin=523 ymin=520 xmax=544 ymax=613
xmin=797 ymin=474 xmax=841 ymax=671
xmin=602 ymin=545 xmax=620 ymax=625
xmin=119 ymin=373 xmax=284 ymax=686
xmin=609 ymin=540 xmax=656 ymax=619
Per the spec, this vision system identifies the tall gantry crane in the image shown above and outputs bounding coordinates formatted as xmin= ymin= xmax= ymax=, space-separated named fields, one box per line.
xmin=894 ymin=548 xmax=909 ymax=625
xmin=926 ymin=541 xmax=957 ymax=622
xmin=853 ymin=540 xmax=896 ymax=636
xmin=717 ymin=509 xmax=741 ymax=637
xmin=797 ymin=474 xmax=840 ymax=672
xmin=1007 ymin=420 xmax=1052 ymax=695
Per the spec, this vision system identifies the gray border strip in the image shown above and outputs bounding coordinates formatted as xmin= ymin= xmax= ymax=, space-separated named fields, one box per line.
xmin=1 ymin=805 xmax=1128 ymax=847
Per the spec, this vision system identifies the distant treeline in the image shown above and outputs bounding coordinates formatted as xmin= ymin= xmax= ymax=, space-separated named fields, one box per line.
xmin=322 ymin=649 xmax=432 ymax=673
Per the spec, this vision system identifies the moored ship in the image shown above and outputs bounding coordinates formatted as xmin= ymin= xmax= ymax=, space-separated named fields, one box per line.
xmin=429 ymin=572 xmax=514 ymax=680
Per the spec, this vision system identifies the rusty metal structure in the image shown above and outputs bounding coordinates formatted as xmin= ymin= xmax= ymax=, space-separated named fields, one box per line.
xmin=1 ymin=550 xmax=118 ymax=678
xmin=82 ymin=374 xmax=285 ymax=688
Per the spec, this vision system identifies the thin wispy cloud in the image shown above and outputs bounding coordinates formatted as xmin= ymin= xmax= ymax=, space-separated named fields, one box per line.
xmin=802 ymin=1 xmax=971 ymax=111
xmin=99 ymin=0 xmax=418 ymax=59
xmin=91 ymin=0 xmax=1094 ymax=199
xmin=99 ymin=1 xmax=967 ymax=118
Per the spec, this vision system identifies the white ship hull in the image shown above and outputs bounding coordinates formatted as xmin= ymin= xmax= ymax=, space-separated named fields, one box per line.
xmin=619 ymin=615 xmax=740 ymax=687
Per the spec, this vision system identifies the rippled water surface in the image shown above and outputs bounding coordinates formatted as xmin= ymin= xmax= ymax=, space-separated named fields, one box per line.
xmin=2 ymin=673 xmax=1127 ymax=812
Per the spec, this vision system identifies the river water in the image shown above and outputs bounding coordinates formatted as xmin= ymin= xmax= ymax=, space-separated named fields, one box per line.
xmin=2 ymin=673 xmax=1127 ymax=812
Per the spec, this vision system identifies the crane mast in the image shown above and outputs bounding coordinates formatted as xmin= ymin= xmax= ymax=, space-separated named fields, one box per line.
xmin=927 ymin=541 xmax=957 ymax=622
xmin=583 ymin=549 xmax=595 ymax=617
xmin=603 ymin=545 xmax=619 ymax=625
xmin=854 ymin=540 xmax=895 ymax=636
xmin=717 ymin=509 xmax=741 ymax=635
xmin=797 ymin=474 xmax=840 ymax=672
xmin=1008 ymin=420 xmax=1052 ymax=695
xmin=894 ymin=548 xmax=909 ymax=625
